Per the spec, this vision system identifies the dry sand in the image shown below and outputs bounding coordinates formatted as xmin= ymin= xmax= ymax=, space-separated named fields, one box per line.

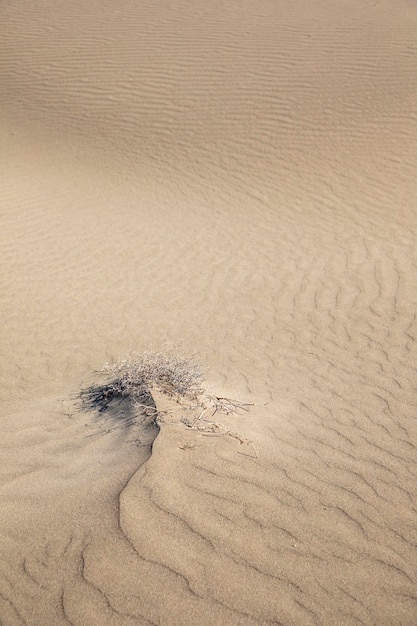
xmin=1 ymin=0 xmax=417 ymax=623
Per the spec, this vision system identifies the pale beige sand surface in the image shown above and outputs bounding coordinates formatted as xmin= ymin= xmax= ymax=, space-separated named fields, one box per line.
xmin=1 ymin=0 xmax=417 ymax=623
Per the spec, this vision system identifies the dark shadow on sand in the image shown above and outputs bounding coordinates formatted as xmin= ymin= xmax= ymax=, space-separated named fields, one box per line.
xmin=79 ymin=380 xmax=159 ymax=441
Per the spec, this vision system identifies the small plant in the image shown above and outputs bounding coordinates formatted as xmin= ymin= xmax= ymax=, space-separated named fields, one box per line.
xmin=80 ymin=349 xmax=255 ymax=453
xmin=103 ymin=350 xmax=205 ymax=401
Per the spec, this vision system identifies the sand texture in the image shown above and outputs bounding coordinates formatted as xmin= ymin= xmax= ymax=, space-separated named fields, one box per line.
xmin=1 ymin=0 xmax=417 ymax=623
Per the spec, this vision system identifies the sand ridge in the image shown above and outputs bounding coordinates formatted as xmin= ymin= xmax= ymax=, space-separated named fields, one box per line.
xmin=1 ymin=0 xmax=417 ymax=623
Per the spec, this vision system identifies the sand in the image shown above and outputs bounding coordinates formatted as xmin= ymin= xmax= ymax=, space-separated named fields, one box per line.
xmin=1 ymin=0 xmax=417 ymax=623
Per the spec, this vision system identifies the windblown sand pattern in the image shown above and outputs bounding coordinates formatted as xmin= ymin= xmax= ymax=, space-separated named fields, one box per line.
xmin=1 ymin=0 xmax=417 ymax=624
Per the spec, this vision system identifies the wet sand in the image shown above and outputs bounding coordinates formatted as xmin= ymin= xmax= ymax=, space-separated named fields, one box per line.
xmin=1 ymin=0 xmax=417 ymax=623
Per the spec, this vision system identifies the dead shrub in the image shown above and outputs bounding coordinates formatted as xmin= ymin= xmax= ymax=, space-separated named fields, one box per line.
xmin=80 ymin=349 xmax=254 ymax=453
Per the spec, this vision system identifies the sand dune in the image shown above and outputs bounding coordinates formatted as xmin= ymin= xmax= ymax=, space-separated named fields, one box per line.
xmin=1 ymin=0 xmax=417 ymax=623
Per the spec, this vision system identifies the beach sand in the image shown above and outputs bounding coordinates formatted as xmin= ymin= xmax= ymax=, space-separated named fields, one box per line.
xmin=1 ymin=0 xmax=417 ymax=623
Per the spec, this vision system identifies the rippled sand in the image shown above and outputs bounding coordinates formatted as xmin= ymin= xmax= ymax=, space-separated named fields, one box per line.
xmin=1 ymin=0 xmax=417 ymax=624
